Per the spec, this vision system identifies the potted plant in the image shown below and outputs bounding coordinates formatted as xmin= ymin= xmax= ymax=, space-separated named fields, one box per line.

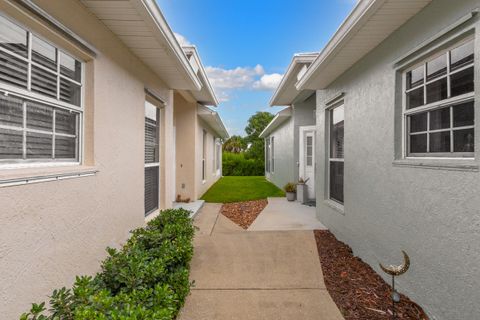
xmin=284 ymin=182 xmax=296 ymax=201
xmin=296 ymin=178 xmax=309 ymax=204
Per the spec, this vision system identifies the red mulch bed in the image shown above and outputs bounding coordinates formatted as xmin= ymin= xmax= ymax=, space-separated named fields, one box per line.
xmin=314 ymin=230 xmax=428 ymax=320
xmin=220 ymin=199 xmax=268 ymax=229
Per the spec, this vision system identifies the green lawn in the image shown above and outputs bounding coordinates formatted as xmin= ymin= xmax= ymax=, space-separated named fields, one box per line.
xmin=201 ymin=176 xmax=285 ymax=203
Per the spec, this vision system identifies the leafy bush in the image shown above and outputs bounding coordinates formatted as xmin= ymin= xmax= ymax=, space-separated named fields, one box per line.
xmin=222 ymin=152 xmax=264 ymax=176
xmin=21 ymin=208 xmax=195 ymax=320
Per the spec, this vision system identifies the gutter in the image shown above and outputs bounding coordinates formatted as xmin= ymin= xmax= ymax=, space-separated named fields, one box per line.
xmin=296 ymin=0 xmax=384 ymax=90
xmin=270 ymin=53 xmax=318 ymax=106
xmin=138 ymin=0 xmax=202 ymax=91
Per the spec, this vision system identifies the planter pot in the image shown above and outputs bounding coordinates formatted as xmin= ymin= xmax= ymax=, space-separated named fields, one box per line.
xmin=296 ymin=183 xmax=308 ymax=204
xmin=286 ymin=192 xmax=296 ymax=201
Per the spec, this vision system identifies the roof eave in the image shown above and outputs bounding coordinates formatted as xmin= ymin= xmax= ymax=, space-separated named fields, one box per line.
xmin=198 ymin=105 xmax=229 ymax=139
xmin=270 ymin=53 xmax=318 ymax=106
xmin=296 ymin=0 xmax=432 ymax=90
xmin=183 ymin=46 xmax=219 ymax=106
xmin=137 ymin=0 xmax=202 ymax=90
xmin=259 ymin=107 xmax=292 ymax=138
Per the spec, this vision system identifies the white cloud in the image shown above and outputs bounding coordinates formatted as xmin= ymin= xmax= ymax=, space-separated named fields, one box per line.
xmin=205 ymin=65 xmax=264 ymax=89
xmin=205 ymin=64 xmax=282 ymax=102
xmin=174 ymin=32 xmax=192 ymax=47
xmin=253 ymin=73 xmax=283 ymax=91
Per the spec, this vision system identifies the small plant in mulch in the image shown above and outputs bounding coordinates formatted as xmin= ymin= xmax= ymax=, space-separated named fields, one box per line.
xmin=314 ymin=230 xmax=429 ymax=320
xmin=221 ymin=199 xmax=268 ymax=229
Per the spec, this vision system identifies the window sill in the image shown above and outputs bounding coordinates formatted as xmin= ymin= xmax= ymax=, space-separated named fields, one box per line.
xmin=323 ymin=199 xmax=345 ymax=215
xmin=0 ymin=165 xmax=99 ymax=188
xmin=392 ymin=159 xmax=478 ymax=172
xmin=145 ymin=209 xmax=160 ymax=223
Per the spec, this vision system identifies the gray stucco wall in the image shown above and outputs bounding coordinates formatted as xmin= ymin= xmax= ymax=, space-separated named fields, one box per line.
xmin=315 ymin=1 xmax=480 ymax=319
xmin=293 ymin=93 xmax=317 ymax=182
xmin=265 ymin=117 xmax=295 ymax=190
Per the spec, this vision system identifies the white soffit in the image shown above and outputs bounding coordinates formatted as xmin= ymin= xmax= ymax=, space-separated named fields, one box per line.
xmin=270 ymin=53 xmax=317 ymax=106
xmin=198 ymin=105 xmax=229 ymax=139
xmin=80 ymin=0 xmax=201 ymax=91
xmin=259 ymin=107 xmax=292 ymax=138
xmin=297 ymin=0 xmax=432 ymax=90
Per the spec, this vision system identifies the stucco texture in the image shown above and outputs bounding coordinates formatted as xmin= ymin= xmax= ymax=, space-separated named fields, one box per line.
xmin=315 ymin=0 xmax=480 ymax=319
xmin=265 ymin=94 xmax=316 ymax=190
xmin=0 ymin=0 xmax=176 ymax=318
xmin=173 ymin=93 xmax=222 ymax=201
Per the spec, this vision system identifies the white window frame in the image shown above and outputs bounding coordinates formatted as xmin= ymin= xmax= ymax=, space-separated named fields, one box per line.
xmin=265 ymin=137 xmax=270 ymax=173
xmin=214 ymin=138 xmax=221 ymax=176
xmin=327 ymin=102 xmax=344 ymax=206
xmin=202 ymin=129 xmax=207 ymax=183
xmin=269 ymin=136 xmax=275 ymax=173
xmin=0 ymin=14 xmax=85 ymax=169
xmin=144 ymin=101 xmax=160 ymax=217
xmin=402 ymin=37 xmax=475 ymax=159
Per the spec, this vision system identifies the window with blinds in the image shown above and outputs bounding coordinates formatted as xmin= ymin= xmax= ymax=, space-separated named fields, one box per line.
xmin=144 ymin=101 xmax=160 ymax=216
xmin=0 ymin=14 xmax=83 ymax=165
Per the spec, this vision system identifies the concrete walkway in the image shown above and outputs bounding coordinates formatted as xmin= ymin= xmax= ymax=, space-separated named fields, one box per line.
xmin=249 ymin=197 xmax=327 ymax=231
xmin=178 ymin=203 xmax=343 ymax=320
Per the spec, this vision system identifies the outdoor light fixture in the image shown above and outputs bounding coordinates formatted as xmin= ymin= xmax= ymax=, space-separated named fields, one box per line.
xmin=379 ymin=251 xmax=410 ymax=320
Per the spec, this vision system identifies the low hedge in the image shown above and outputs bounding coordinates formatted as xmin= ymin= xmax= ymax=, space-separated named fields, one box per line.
xmin=222 ymin=152 xmax=264 ymax=176
xmin=21 ymin=208 xmax=195 ymax=320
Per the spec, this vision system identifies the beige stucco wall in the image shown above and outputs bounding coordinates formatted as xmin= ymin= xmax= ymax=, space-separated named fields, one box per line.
xmin=196 ymin=117 xmax=222 ymax=197
xmin=0 ymin=0 xmax=176 ymax=318
xmin=174 ymin=92 xmax=197 ymax=201
xmin=174 ymin=92 xmax=222 ymax=201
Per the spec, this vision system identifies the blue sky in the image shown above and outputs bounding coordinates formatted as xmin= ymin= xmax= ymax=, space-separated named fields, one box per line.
xmin=157 ymin=0 xmax=356 ymax=136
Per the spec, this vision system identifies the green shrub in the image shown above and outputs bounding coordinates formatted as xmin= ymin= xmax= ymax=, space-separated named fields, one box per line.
xmin=222 ymin=152 xmax=264 ymax=176
xmin=21 ymin=208 xmax=195 ymax=320
xmin=284 ymin=183 xmax=296 ymax=193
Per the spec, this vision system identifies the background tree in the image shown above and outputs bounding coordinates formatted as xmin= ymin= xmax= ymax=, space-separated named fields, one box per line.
xmin=223 ymin=135 xmax=246 ymax=153
xmin=244 ymin=112 xmax=275 ymax=144
xmin=244 ymin=112 xmax=274 ymax=162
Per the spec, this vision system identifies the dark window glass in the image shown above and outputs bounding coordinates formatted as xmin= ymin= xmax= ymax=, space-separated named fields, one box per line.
xmin=453 ymin=128 xmax=474 ymax=152
xmin=406 ymin=66 xmax=424 ymax=89
xmin=330 ymin=106 xmax=344 ymax=158
xmin=0 ymin=128 xmax=23 ymax=159
xmin=429 ymin=131 xmax=450 ymax=152
xmin=55 ymin=135 xmax=76 ymax=159
xmin=55 ymin=109 xmax=77 ymax=135
xmin=26 ymin=132 xmax=52 ymax=158
xmin=427 ymin=54 xmax=447 ymax=81
xmin=409 ymin=112 xmax=427 ymax=133
xmin=0 ymin=50 xmax=28 ymax=89
xmin=0 ymin=15 xmax=27 ymax=56
xmin=453 ymin=102 xmax=474 ymax=128
xmin=450 ymin=41 xmax=474 ymax=71
xmin=145 ymin=166 xmax=159 ymax=216
xmin=410 ymin=134 xmax=427 ymax=153
xmin=426 ymin=78 xmax=447 ymax=104
xmin=450 ymin=67 xmax=474 ymax=97
xmin=0 ymin=95 xmax=23 ymax=128
xmin=31 ymin=65 xmax=57 ymax=98
xmin=329 ymin=161 xmax=344 ymax=204
xmin=26 ymin=102 xmax=53 ymax=132
xmin=406 ymin=87 xmax=424 ymax=109
xmin=32 ymin=36 xmax=56 ymax=70
xmin=430 ymin=107 xmax=450 ymax=130
xmin=60 ymin=52 xmax=81 ymax=82
xmin=60 ymin=78 xmax=81 ymax=106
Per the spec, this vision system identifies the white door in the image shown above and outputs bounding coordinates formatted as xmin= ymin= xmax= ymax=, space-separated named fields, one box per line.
xmin=303 ymin=131 xmax=315 ymax=199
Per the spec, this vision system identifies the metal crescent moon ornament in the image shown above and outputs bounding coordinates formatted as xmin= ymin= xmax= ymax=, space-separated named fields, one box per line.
xmin=379 ymin=251 xmax=410 ymax=276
